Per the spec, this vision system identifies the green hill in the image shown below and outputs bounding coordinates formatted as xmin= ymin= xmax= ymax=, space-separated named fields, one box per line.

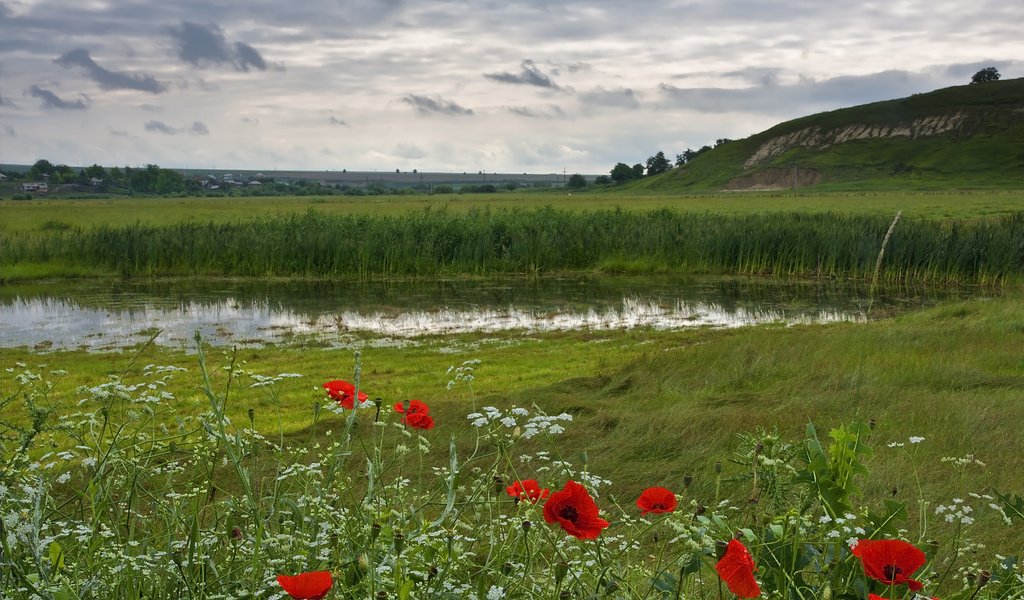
xmin=633 ymin=77 xmax=1024 ymax=192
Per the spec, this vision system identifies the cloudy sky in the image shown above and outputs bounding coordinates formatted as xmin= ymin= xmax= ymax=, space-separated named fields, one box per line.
xmin=0 ymin=0 xmax=1020 ymax=174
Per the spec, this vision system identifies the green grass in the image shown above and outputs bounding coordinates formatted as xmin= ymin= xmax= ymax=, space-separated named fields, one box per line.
xmin=4 ymin=208 xmax=1021 ymax=283
xmin=4 ymin=291 xmax=1022 ymax=529
xmin=2 ymin=190 xmax=1024 ymax=234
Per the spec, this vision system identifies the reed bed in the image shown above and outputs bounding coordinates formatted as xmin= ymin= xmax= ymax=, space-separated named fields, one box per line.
xmin=3 ymin=208 xmax=1022 ymax=283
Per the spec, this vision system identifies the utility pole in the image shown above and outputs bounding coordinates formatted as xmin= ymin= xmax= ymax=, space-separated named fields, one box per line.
xmin=562 ymin=167 xmax=566 ymax=187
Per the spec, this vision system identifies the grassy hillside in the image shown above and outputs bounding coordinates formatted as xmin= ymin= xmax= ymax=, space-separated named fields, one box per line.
xmin=635 ymin=78 xmax=1024 ymax=191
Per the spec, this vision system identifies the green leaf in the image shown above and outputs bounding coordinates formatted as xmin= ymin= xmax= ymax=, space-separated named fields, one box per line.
xmin=398 ymin=579 xmax=415 ymax=600
xmin=994 ymin=490 xmax=1024 ymax=523
xmin=48 ymin=541 xmax=65 ymax=570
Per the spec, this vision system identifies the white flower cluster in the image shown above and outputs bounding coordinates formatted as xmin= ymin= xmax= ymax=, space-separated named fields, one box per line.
xmin=522 ymin=413 xmax=573 ymax=439
xmin=249 ymin=372 xmax=304 ymax=388
xmin=446 ymin=359 xmax=481 ymax=390
xmin=935 ymin=498 xmax=975 ymax=525
xmin=887 ymin=435 xmax=925 ymax=448
xmin=941 ymin=454 xmax=986 ymax=472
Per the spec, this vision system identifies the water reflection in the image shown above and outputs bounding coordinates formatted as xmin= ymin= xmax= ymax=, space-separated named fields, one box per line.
xmin=0 ymin=276 xmax=967 ymax=350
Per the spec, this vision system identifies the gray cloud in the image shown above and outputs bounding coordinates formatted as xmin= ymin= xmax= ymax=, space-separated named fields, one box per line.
xmin=166 ymin=21 xmax=270 ymax=72
xmin=2 ymin=124 xmax=15 ymax=137
xmin=28 ymin=85 xmax=88 ymax=110
xmin=329 ymin=115 xmax=347 ymax=126
xmin=233 ymin=42 xmax=267 ymax=71
xmin=943 ymin=59 xmax=1023 ymax=79
xmin=144 ymin=120 xmax=178 ymax=134
xmin=144 ymin=120 xmax=210 ymax=135
xmin=485 ymin=60 xmax=561 ymax=89
xmin=109 ymin=127 xmax=130 ymax=137
xmin=579 ymin=87 xmax=640 ymax=109
xmin=54 ymin=48 xmax=166 ymax=93
xmin=0 ymin=94 xmax=15 ymax=108
xmin=505 ymin=105 xmax=566 ymax=119
xmin=659 ymin=70 xmax=941 ymax=115
xmin=401 ymin=94 xmax=473 ymax=116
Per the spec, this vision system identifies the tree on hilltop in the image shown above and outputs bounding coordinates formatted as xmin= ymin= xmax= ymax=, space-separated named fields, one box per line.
xmin=970 ymin=67 xmax=1000 ymax=84
xmin=645 ymin=151 xmax=671 ymax=176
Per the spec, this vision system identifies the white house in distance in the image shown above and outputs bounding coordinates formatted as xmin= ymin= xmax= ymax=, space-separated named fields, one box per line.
xmin=21 ymin=182 xmax=48 ymax=193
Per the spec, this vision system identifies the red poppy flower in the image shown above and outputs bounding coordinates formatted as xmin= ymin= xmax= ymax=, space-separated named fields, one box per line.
xmin=394 ymin=399 xmax=430 ymax=415
xmin=323 ymin=380 xmax=368 ymax=409
xmin=636 ymin=486 xmax=678 ymax=515
xmin=404 ymin=412 xmax=435 ymax=430
xmin=542 ymin=480 xmax=610 ymax=540
xmin=715 ymin=539 xmax=761 ymax=598
xmin=506 ymin=479 xmax=550 ymax=503
xmin=277 ymin=570 xmax=332 ymax=600
xmin=851 ymin=539 xmax=927 ymax=591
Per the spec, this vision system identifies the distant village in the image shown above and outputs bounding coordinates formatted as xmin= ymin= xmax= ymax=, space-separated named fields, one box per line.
xmin=1 ymin=161 xmax=588 ymax=198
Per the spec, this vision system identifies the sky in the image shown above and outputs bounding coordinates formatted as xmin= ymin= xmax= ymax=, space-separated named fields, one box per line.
xmin=0 ymin=0 xmax=1021 ymax=174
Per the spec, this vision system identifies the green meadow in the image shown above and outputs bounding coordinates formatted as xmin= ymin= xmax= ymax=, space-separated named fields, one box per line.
xmin=2 ymin=190 xmax=1023 ymax=598
xmin=2 ymin=190 xmax=1024 ymax=233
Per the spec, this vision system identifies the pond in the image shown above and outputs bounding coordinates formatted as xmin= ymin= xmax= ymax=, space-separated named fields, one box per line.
xmin=0 ymin=276 xmax=974 ymax=351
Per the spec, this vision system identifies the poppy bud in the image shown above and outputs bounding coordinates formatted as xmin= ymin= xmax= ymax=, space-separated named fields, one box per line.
xmin=370 ymin=522 xmax=381 ymax=542
xmin=401 ymin=399 xmax=409 ymax=413
xmin=171 ymin=550 xmax=183 ymax=568
xmin=375 ymin=397 xmax=384 ymax=409
xmin=747 ymin=497 xmax=759 ymax=507
xmin=694 ymin=505 xmax=706 ymax=517
xmin=428 ymin=565 xmax=438 ymax=580
xmin=230 ymin=526 xmax=242 ymax=540
xmin=734 ymin=530 xmax=744 ymax=539
xmin=977 ymin=570 xmax=991 ymax=588
xmin=168 ymin=441 xmax=177 ymax=454
xmin=714 ymin=461 xmax=723 ymax=474
xmin=559 ymin=592 xmax=571 ymax=600
xmin=312 ymin=401 xmax=321 ymax=418
xmin=376 ymin=592 xmax=388 ymax=600
xmin=715 ymin=540 xmax=729 ymax=559
xmin=247 ymin=408 xmax=255 ymax=427
xmin=393 ymin=531 xmax=405 ymax=556
xmin=502 ymin=562 xmax=513 ymax=575
xmin=926 ymin=539 xmax=939 ymax=555
xmin=605 ymin=579 xmax=620 ymax=593
xmin=891 ymin=486 xmax=898 ymax=497
xmin=754 ymin=442 xmax=764 ymax=456
xmin=580 ymin=451 xmax=588 ymax=467
xmin=494 ymin=475 xmax=504 ymax=494
xmin=966 ymin=572 xmax=977 ymax=584
xmin=356 ymin=553 xmax=369 ymax=575
xmin=682 ymin=474 xmax=694 ymax=488
xmin=868 ymin=418 xmax=877 ymax=430
xmin=521 ymin=520 xmax=532 ymax=533
xmin=555 ymin=561 xmax=568 ymax=585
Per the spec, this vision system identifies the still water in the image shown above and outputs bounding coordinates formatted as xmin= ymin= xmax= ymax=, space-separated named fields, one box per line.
xmin=0 ymin=276 xmax=970 ymax=351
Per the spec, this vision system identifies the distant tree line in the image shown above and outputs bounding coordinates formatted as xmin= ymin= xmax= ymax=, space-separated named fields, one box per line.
xmin=589 ymin=138 xmax=733 ymax=186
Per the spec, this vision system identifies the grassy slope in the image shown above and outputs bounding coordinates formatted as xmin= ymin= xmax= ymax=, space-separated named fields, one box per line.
xmin=4 ymin=292 xmax=1022 ymax=543
xmin=634 ymin=78 xmax=1024 ymax=191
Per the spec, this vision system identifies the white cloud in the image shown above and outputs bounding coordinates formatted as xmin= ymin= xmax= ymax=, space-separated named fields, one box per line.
xmin=0 ymin=0 xmax=1021 ymax=172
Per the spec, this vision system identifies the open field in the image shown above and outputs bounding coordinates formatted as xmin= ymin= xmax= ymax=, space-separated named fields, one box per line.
xmin=3 ymin=190 xmax=1023 ymax=598
xmin=2 ymin=190 xmax=1024 ymax=233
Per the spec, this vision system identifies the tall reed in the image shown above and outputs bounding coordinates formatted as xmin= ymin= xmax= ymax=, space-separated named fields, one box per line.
xmin=3 ymin=208 xmax=1022 ymax=283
